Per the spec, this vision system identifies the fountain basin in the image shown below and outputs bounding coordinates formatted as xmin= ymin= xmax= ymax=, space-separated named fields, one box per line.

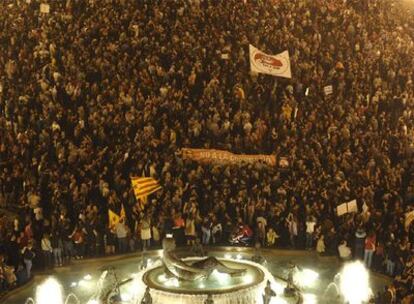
xmin=9 ymin=248 xmax=391 ymax=304
xmin=119 ymin=258 xmax=280 ymax=304
xmin=143 ymin=258 xmax=264 ymax=295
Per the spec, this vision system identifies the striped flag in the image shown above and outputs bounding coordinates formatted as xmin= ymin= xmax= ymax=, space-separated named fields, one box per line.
xmin=131 ymin=176 xmax=162 ymax=202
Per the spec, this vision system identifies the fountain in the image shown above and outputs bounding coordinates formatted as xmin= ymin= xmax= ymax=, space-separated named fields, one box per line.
xmin=339 ymin=261 xmax=372 ymax=304
xmin=323 ymin=273 xmax=341 ymax=300
xmin=22 ymin=242 xmax=381 ymax=304
xmin=36 ymin=277 xmax=64 ymax=304
xmin=86 ymin=237 xmax=288 ymax=304
xmin=322 ymin=261 xmax=373 ymax=304
xmin=24 ymin=277 xmax=81 ymax=304
xmin=64 ymin=293 xmax=81 ymax=304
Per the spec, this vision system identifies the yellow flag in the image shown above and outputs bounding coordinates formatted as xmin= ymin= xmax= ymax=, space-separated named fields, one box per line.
xmin=120 ymin=205 xmax=126 ymax=219
xmin=108 ymin=209 xmax=120 ymax=229
xmin=138 ymin=196 xmax=147 ymax=209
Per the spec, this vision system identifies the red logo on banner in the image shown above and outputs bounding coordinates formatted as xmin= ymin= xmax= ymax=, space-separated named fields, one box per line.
xmin=254 ymin=53 xmax=283 ymax=69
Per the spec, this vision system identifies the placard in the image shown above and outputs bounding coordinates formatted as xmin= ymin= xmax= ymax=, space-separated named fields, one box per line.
xmin=324 ymin=85 xmax=333 ymax=96
xmin=40 ymin=3 xmax=50 ymax=14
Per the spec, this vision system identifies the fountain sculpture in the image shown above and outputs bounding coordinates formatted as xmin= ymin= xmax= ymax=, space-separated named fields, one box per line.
xmin=161 ymin=237 xmax=246 ymax=280
xmin=136 ymin=237 xmax=272 ymax=304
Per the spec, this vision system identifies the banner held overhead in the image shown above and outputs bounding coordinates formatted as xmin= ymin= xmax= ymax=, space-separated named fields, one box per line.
xmin=249 ymin=44 xmax=292 ymax=78
xmin=181 ymin=148 xmax=277 ymax=166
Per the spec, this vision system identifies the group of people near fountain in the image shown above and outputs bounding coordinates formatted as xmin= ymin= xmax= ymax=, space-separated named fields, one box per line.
xmin=0 ymin=0 xmax=414 ymax=302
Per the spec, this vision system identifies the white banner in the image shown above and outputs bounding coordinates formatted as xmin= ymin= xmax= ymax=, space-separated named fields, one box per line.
xmin=181 ymin=148 xmax=277 ymax=166
xmin=347 ymin=199 xmax=358 ymax=213
xmin=249 ymin=44 xmax=291 ymax=78
xmin=337 ymin=203 xmax=348 ymax=216
xmin=337 ymin=199 xmax=358 ymax=216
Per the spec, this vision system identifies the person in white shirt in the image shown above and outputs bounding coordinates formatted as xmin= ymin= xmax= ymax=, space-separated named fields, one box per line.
xmin=115 ymin=218 xmax=128 ymax=254
xmin=140 ymin=215 xmax=152 ymax=250
xmin=338 ymin=240 xmax=352 ymax=260
xmin=33 ymin=206 xmax=43 ymax=221
xmin=286 ymin=213 xmax=298 ymax=248
xmin=316 ymin=235 xmax=325 ymax=254
xmin=41 ymin=233 xmax=53 ymax=269
xmin=305 ymin=216 xmax=317 ymax=250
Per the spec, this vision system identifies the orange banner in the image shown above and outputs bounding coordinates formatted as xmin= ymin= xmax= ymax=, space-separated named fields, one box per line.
xmin=181 ymin=148 xmax=276 ymax=166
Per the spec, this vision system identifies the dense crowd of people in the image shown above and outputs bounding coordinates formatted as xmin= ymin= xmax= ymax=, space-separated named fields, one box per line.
xmin=0 ymin=0 xmax=413 ymax=302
